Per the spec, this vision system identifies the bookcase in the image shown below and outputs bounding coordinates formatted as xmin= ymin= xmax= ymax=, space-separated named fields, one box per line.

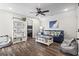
xmin=13 ymin=18 xmax=26 ymax=44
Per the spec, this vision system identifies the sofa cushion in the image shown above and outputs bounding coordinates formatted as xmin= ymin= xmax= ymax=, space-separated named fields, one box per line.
xmin=0 ymin=35 xmax=8 ymax=43
xmin=62 ymin=38 xmax=74 ymax=46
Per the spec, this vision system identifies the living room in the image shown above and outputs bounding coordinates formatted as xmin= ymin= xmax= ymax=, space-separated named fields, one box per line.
xmin=0 ymin=3 xmax=79 ymax=56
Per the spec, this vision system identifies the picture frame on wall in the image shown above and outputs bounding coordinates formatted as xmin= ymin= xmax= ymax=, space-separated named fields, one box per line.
xmin=49 ymin=20 xmax=58 ymax=28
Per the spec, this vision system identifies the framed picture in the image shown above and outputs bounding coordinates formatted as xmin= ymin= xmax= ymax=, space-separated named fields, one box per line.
xmin=49 ymin=20 xmax=58 ymax=28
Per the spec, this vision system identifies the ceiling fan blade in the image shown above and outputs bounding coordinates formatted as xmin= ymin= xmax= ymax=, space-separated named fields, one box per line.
xmin=41 ymin=13 xmax=45 ymax=16
xmin=42 ymin=10 xmax=49 ymax=13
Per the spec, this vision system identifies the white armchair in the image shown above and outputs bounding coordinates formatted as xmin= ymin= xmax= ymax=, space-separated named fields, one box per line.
xmin=60 ymin=38 xmax=78 ymax=55
xmin=0 ymin=35 xmax=12 ymax=48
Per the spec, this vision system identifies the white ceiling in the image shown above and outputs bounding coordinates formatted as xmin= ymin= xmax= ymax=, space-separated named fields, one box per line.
xmin=0 ymin=3 xmax=77 ymax=16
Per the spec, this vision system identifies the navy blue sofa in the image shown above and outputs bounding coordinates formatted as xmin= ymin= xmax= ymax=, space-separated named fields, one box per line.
xmin=52 ymin=30 xmax=64 ymax=43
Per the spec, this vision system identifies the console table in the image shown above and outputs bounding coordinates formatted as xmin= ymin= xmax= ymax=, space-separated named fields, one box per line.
xmin=36 ymin=34 xmax=53 ymax=46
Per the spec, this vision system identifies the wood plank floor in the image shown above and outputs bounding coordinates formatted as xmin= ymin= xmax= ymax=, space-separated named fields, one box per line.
xmin=0 ymin=38 xmax=65 ymax=56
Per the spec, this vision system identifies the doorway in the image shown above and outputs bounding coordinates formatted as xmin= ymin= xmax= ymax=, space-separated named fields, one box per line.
xmin=27 ymin=19 xmax=33 ymax=39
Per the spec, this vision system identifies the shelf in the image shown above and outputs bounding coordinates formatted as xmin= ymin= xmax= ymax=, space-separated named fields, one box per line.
xmin=13 ymin=20 xmax=26 ymax=44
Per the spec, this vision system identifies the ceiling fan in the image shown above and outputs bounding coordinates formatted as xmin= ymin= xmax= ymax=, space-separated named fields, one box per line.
xmin=30 ymin=8 xmax=49 ymax=16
